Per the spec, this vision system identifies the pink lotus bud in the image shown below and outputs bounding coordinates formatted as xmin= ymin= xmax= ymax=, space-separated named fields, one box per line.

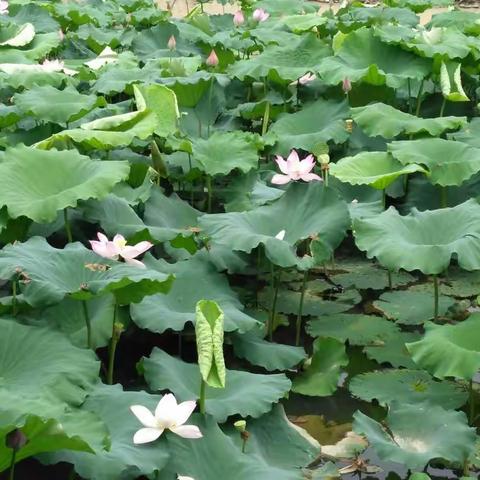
xmin=167 ymin=35 xmax=176 ymax=51
xmin=253 ymin=8 xmax=269 ymax=22
xmin=342 ymin=77 xmax=352 ymax=93
xmin=233 ymin=10 xmax=245 ymax=26
xmin=206 ymin=49 xmax=219 ymax=67
xmin=6 ymin=429 xmax=27 ymax=451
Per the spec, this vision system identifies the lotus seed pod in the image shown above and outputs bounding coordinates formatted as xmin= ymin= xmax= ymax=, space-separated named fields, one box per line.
xmin=234 ymin=420 xmax=247 ymax=433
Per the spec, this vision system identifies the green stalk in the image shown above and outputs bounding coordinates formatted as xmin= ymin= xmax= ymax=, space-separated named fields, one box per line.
xmin=433 ymin=275 xmax=439 ymax=321
xmin=199 ymin=379 xmax=206 ymax=414
xmin=207 ymin=76 xmax=214 ymax=137
xmin=261 ymin=101 xmax=270 ymax=136
xmin=8 ymin=450 xmax=16 ymax=480
xmin=388 ymin=270 xmax=393 ymax=290
xmin=82 ymin=300 xmax=93 ymax=350
xmin=206 ymin=176 xmax=213 ymax=213
xmin=407 ymin=78 xmax=412 ymax=114
xmin=241 ymin=435 xmax=248 ymax=453
xmin=439 ymin=97 xmax=447 ymax=118
xmin=188 ymin=153 xmax=194 ymax=204
xmin=107 ymin=303 xmax=119 ymax=385
xmin=415 ymin=80 xmax=425 ymax=117
xmin=382 ymin=189 xmax=386 ymax=210
xmin=64 ymin=208 xmax=73 ymax=243
xmin=269 ymin=266 xmax=282 ymax=341
xmin=295 ymin=270 xmax=308 ymax=346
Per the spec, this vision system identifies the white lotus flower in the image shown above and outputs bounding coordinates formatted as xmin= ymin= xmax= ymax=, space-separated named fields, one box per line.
xmin=130 ymin=393 xmax=202 ymax=444
xmin=0 ymin=1 xmax=8 ymax=15
xmin=84 ymin=46 xmax=118 ymax=70
xmin=275 ymin=230 xmax=286 ymax=240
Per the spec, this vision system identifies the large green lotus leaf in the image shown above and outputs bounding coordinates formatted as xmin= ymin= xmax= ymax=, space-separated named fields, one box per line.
xmin=389 ymin=138 xmax=480 ymax=186
xmin=353 ymin=200 xmax=480 ymax=274
xmin=261 ymin=287 xmax=361 ymax=317
xmin=200 ymin=182 xmax=350 ymax=269
xmin=281 ymin=13 xmax=329 ymax=33
xmin=384 ymin=0 xmax=452 ymax=11
xmin=0 ymin=145 xmax=129 ymax=223
xmin=406 ymin=315 xmax=480 ymax=379
xmin=158 ymin=410 xmax=315 ymax=480
xmin=292 ymin=338 xmax=348 ymax=397
xmin=0 ymin=32 xmax=60 ymax=62
xmin=364 ymin=331 xmax=420 ymax=369
xmin=428 ymin=11 xmax=480 ymax=36
xmin=14 ymin=85 xmax=107 ymax=126
xmin=39 ymin=294 xmax=115 ymax=349
xmin=131 ymin=252 xmax=260 ymax=334
xmin=232 ymin=327 xmax=306 ymax=371
xmin=353 ymin=403 xmax=476 ymax=470
xmin=0 ymin=237 xmax=173 ymax=306
xmin=337 ymin=5 xmax=419 ymax=30
xmin=142 ymin=348 xmax=291 ymax=423
xmin=330 ymin=152 xmax=426 ymax=190
xmin=85 ymin=190 xmax=201 ymax=244
xmin=351 ymin=103 xmax=467 ymax=139
xmin=44 ymin=384 xmax=170 ymax=480
xmin=373 ymin=290 xmax=455 ymax=325
xmin=266 ymin=99 xmax=350 ymax=155
xmin=330 ymin=259 xmax=415 ymax=290
xmin=0 ymin=411 xmax=108 ymax=472
xmin=349 ymin=369 xmax=467 ymax=409
xmin=228 ymin=33 xmax=331 ymax=82
xmin=8 ymin=4 xmax=60 ymax=33
xmin=0 ymin=318 xmax=99 ymax=422
xmin=307 ymin=313 xmax=399 ymax=346
xmin=319 ymin=28 xmax=430 ymax=88
xmin=0 ymin=22 xmax=35 ymax=47
xmin=192 ymin=131 xmax=261 ymax=176
xmin=0 ymin=104 xmax=21 ymax=128
xmin=438 ymin=267 xmax=480 ymax=297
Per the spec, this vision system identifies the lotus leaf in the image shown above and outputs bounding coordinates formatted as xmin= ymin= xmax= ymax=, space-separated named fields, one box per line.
xmin=406 ymin=314 xmax=480 ymax=380
xmin=351 ymin=103 xmax=467 ymax=138
xmin=349 ymin=369 xmax=468 ymax=409
xmin=353 ymin=200 xmax=480 ymax=274
xmin=142 ymin=348 xmax=292 ymax=423
xmin=353 ymin=403 xmax=476 ymax=470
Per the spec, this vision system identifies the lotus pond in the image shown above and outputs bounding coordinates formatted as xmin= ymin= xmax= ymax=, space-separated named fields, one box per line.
xmin=3 ymin=0 xmax=480 ymax=479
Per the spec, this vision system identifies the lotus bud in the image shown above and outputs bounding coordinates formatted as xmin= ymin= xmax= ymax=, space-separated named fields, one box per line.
xmin=345 ymin=119 xmax=354 ymax=133
xmin=252 ymin=8 xmax=269 ymax=22
xmin=233 ymin=10 xmax=245 ymax=27
xmin=234 ymin=420 xmax=247 ymax=433
xmin=113 ymin=322 xmax=124 ymax=342
xmin=318 ymin=153 xmax=330 ymax=166
xmin=151 ymin=140 xmax=168 ymax=178
xmin=342 ymin=77 xmax=352 ymax=93
xmin=168 ymin=35 xmax=176 ymax=51
xmin=206 ymin=49 xmax=219 ymax=67
xmin=6 ymin=429 xmax=27 ymax=451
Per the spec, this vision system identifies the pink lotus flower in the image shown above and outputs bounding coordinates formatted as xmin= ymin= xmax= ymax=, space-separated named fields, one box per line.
xmin=271 ymin=150 xmax=322 ymax=185
xmin=206 ymin=49 xmax=219 ymax=67
xmin=89 ymin=232 xmax=153 ymax=268
xmin=130 ymin=393 xmax=202 ymax=444
xmin=253 ymin=8 xmax=269 ymax=22
xmin=168 ymin=35 xmax=176 ymax=51
xmin=233 ymin=10 xmax=245 ymax=26
xmin=298 ymin=72 xmax=316 ymax=85
xmin=342 ymin=77 xmax=352 ymax=93
xmin=0 ymin=1 xmax=8 ymax=15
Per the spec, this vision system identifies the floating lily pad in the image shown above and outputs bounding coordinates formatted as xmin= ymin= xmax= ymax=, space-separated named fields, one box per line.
xmin=292 ymin=338 xmax=348 ymax=397
xmin=351 ymin=103 xmax=466 ymax=139
xmin=440 ymin=268 xmax=480 ymax=297
xmin=374 ymin=290 xmax=455 ymax=325
xmin=406 ymin=314 xmax=480 ymax=380
xmin=306 ymin=314 xmax=399 ymax=346
xmin=200 ymin=182 xmax=350 ymax=269
xmin=349 ymin=369 xmax=468 ymax=409
xmin=353 ymin=403 xmax=476 ymax=470
xmin=142 ymin=348 xmax=291 ymax=423
xmin=353 ymin=200 xmax=480 ymax=274
xmin=364 ymin=331 xmax=420 ymax=369
xmin=131 ymin=252 xmax=259 ymax=334
xmin=0 ymin=145 xmax=129 ymax=223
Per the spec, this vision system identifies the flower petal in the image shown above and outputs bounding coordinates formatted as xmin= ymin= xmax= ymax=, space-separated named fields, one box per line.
xmin=97 ymin=232 xmax=109 ymax=243
xmin=113 ymin=233 xmax=126 ymax=245
xmin=133 ymin=427 xmax=163 ymax=444
xmin=124 ymin=257 xmax=146 ymax=268
xmin=286 ymin=150 xmax=300 ymax=171
xmin=271 ymin=174 xmax=291 ymax=185
xmin=89 ymin=240 xmax=117 ymax=259
xmin=173 ymin=400 xmax=197 ymax=426
xmin=120 ymin=241 xmax=153 ymax=259
xmin=170 ymin=425 xmax=203 ymax=439
xmin=300 ymin=173 xmax=322 ymax=182
xmin=298 ymin=155 xmax=315 ymax=175
xmin=130 ymin=405 xmax=157 ymax=427
xmin=155 ymin=393 xmax=178 ymax=427
xmin=275 ymin=155 xmax=289 ymax=175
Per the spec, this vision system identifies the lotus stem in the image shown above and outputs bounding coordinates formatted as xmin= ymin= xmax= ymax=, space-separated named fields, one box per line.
xmin=107 ymin=303 xmax=121 ymax=385
xmin=8 ymin=450 xmax=16 ymax=480
xmin=415 ymin=79 xmax=424 ymax=117
xmin=469 ymin=379 xmax=475 ymax=425
xmin=269 ymin=265 xmax=282 ymax=341
xmin=261 ymin=101 xmax=270 ymax=136
xmin=207 ymin=76 xmax=214 ymax=137
xmin=82 ymin=300 xmax=93 ymax=350
xmin=439 ymin=97 xmax=447 ymax=118
xmin=387 ymin=270 xmax=393 ymax=290
xmin=199 ymin=378 xmax=206 ymax=414
xmin=407 ymin=78 xmax=412 ymax=114
xmin=206 ymin=176 xmax=213 ymax=213
xmin=185 ymin=0 xmax=189 ymax=14
xmin=295 ymin=270 xmax=308 ymax=346
xmin=188 ymin=153 xmax=194 ymax=204
xmin=241 ymin=432 xmax=249 ymax=453
xmin=433 ymin=275 xmax=439 ymax=321
xmin=439 ymin=186 xmax=448 ymax=208
xmin=64 ymin=208 xmax=73 ymax=243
